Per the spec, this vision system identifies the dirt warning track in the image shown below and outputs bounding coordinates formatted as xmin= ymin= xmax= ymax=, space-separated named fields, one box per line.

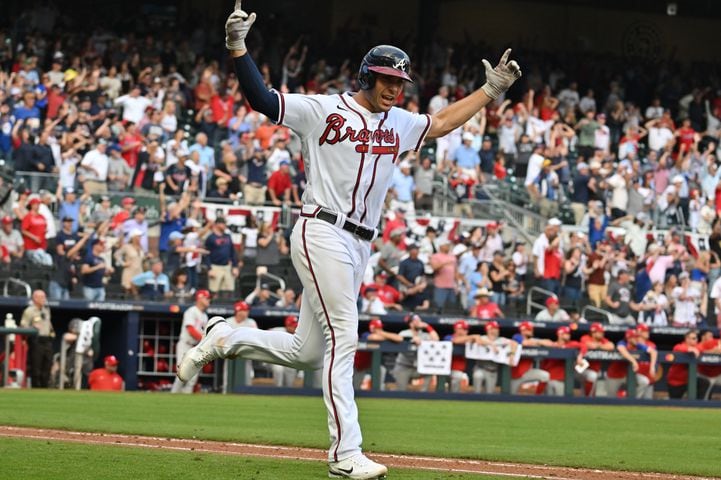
xmin=0 ymin=426 xmax=717 ymax=480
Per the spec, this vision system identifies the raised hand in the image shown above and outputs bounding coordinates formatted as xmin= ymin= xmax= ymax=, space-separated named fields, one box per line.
xmin=225 ymin=0 xmax=257 ymax=52
xmin=480 ymin=48 xmax=522 ymax=100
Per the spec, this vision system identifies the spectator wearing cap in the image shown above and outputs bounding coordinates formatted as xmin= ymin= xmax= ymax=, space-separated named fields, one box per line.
xmin=534 ymin=296 xmax=570 ymax=322
xmin=393 ymin=314 xmax=439 ymax=391
xmin=472 ymin=321 xmax=517 ymax=394
xmin=188 ymin=133 xmax=215 ymax=195
xmin=55 ymin=216 xmax=80 ymax=253
xmin=397 ymin=244 xmax=430 ymax=311
xmin=267 ymin=160 xmax=293 ymax=206
xmin=458 ymin=242 xmax=482 ymax=283
xmin=540 ymin=234 xmax=563 ymax=296
xmin=21 ymin=196 xmax=48 ymax=253
xmin=671 ymin=272 xmax=701 ymax=328
xmin=430 ymin=240 xmax=461 ymax=311
xmin=204 ymin=217 xmax=239 ymax=298
xmin=478 ymin=222 xmax=504 ymax=263
xmin=606 ymin=328 xmax=656 ymax=399
xmin=247 ymin=283 xmax=277 ymax=308
xmin=361 ymin=286 xmax=387 ymax=315
xmin=363 ymin=272 xmax=403 ymax=311
xmin=122 ymin=206 xmax=149 ymax=252
xmin=578 ymin=322 xmax=614 ymax=396
xmin=131 ymin=258 xmax=171 ymax=300
xmin=244 ymin=149 xmax=269 ymax=205
xmin=443 ymin=320 xmax=482 ymax=393
xmin=377 ymin=227 xmax=405 ymax=286
xmin=570 ymin=161 xmax=593 ymax=225
xmin=158 ymin=189 xmax=190 ymax=264
xmin=55 ymin=186 xmax=84 ymax=233
xmin=354 ymin=318 xmax=403 ymax=391
xmin=275 ymin=288 xmax=299 ymax=310
xmin=0 ymin=215 xmax=24 ymax=262
xmin=171 ymin=289 xmax=211 ymax=394
xmin=606 ymin=163 xmax=631 ymax=220
xmin=49 ymin=230 xmax=91 ymax=301
xmin=88 ymin=355 xmax=125 ymax=391
xmin=479 ymin=135 xmax=496 ymax=175
xmin=469 ymin=287 xmax=503 ymax=319
xmin=81 ymin=239 xmax=113 ymax=301
xmin=531 ymin=218 xmax=561 ymax=283
xmin=413 ymin=156 xmax=435 ymax=212
xmin=79 ymin=140 xmax=109 ymax=194
xmin=605 ymin=269 xmax=643 ymax=325
xmin=454 ymin=131 xmax=481 ymax=182
xmin=511 ymin=322 xmax=553 ymax=394
xmin=389 ymin=159 xmax=416 ymax=215
xmin=269 ymin=315 xmax=303 ymax=388
xmin=107 ymin=143 xmax=133 ymax=192
xmin=381 ymin=207 xmax=408 ymax=244
xmin=531 ymin=158 xmax=561 ymax=217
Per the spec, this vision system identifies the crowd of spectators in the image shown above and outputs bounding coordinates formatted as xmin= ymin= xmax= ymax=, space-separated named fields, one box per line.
xmin=1 ymin=11 xmax=721 ymax=332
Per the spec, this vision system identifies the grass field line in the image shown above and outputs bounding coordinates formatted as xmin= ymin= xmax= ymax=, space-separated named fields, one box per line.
xmin=1 ymin=426 xmax=716 ymax=480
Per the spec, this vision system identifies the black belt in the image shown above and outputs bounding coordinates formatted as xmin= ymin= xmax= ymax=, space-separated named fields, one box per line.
xmin=312 ymin=209 xmax=377 ymax=242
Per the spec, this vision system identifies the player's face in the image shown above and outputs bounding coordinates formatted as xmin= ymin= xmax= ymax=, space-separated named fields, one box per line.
xmin=370 ymin=74 xmax=405 ymax=112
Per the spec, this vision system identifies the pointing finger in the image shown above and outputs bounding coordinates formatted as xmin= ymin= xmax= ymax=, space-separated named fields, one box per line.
xmin=499 ymin=48 xmax=511 ymax=66
xmin=235 ymin=0 xmax=242 ymax=11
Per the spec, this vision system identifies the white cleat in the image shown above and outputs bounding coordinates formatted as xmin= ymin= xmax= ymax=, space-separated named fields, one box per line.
xmin=176 ymin=316 xmax=230 ymax=382
xmin=328 ymin=454 xmax=388 ymax=479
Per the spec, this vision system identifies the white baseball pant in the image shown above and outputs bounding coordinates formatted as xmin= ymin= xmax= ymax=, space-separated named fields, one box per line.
xmin=472 ymin=367 xmax=498 ymax=394
xmin=209 ymin=218 xmax=368 ymax=462
xmin=272 ymin=364 xmax=300 ymax=387
xmin=449 ymin=370 xmax=468 ymax=393
xmin=605 ymin=374 xmax=652 ymax=399
xmin=547 ymin=380 xmax=565 ymax=396
xmin=353 ymin=366 xmax=387 ymax=391
xmin=510 ymin=368 xmax=550 ymax=394
xmin=171 ymin=341 xmax=198 ymax=393
xmin=392 ymin=364 xmax=432 ymax=391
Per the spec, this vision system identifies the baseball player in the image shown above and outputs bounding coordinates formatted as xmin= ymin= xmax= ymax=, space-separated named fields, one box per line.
xmin=171 ymin=289 xmax=211 ymax=393
xmin=353 ymin=318 xmax=402 ymax=391
xmin=392 ymin=314 xmax=440 ymax=391
xmin=510 ymin=321 xmax=553 ymax=394
xmin=541 ymin=326 xmax=583 ymax=396
xmin=443 ymin=319 xmax=483 ymax=393
xmin=606 ymin=328 xmax=657 ymax=399
xmin=226 ymin=301 xmax=257 ymax=387
xmin=178 ymin=2 xmax=521 ymax=477
xmin=578 ymin=322 xmax=614 ymax=396
xmin=472 ymin=320 xmax=517 ymax=394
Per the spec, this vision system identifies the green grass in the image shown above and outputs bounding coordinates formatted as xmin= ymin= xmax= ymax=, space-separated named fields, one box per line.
xmin=1 ymin=391 xmax=720 ymax=477
xmin=0 ymin=437 xmax=513 ymax=480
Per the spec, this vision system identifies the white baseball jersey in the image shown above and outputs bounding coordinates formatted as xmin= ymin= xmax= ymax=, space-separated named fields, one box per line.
xmin=178 ymin=305 xmax=208 ymax=346
xmin=277 ymin=91 xmax=431 ymax=227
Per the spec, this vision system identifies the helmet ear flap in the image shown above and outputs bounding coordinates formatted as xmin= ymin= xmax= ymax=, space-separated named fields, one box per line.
xmin=358 ymin=63 xmax=375 ymax=90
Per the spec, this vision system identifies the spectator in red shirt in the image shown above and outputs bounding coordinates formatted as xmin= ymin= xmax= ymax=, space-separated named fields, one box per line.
xmin=469 ymin=288 xmax=504 ymax=319
xmin=267 ymin=160 xmax=293 ymax=205
xmin=542 ymin=326 xmax=583 ymax=396
xmin=88 ymin=355 xmax=125 ymax=391
xmin=363 ymin=272 xmax=403 ymax=311
xmin=21 ymin=197 xmax=47 ymax=251
xmin=111 ymin=197 xmax=135 ymax=230
xmin=541 ymin=236 xmax=563 ymax=294
xmin=667 ymin=330 xmax=709 ymax=400
xmin=493 ymin=153 xmax=507 ymax=180
xmin=606 ymin=328 xmax=657 ymax=399
xmin=675 ymin=119 xmax=696 ymax=155
xmin=120 ymin=122 xmax=143 ymax=169
xmin=510 ymin=321 xmax=553 ymax=394
xmin=697 ymin=332 xmax=721 ymax=400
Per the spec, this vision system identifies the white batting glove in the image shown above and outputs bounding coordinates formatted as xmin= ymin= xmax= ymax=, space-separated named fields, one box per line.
xmin=225 ymin=0 xmax=257 ymax=52
xmin=480 ymin=48 xmax=522 ymax=100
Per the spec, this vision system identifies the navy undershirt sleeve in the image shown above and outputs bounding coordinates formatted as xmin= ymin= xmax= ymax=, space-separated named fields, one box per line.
xmin=233 ymin=54 xmax=280 ymax=122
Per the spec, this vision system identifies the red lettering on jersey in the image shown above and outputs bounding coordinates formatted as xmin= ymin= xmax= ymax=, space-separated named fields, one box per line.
xmin=319 ymin=113 xmax=398 ymax=157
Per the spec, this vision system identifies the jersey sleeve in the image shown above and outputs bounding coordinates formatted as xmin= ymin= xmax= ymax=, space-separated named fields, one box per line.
xmin=395 ymin=110 xmax=432 ymax=154
xmin=277 ymin=93 xmax=326 ymax=139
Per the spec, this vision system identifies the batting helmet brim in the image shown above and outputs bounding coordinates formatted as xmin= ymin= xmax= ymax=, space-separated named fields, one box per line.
xmin=367 ymin=66 xmax=413 ymax=83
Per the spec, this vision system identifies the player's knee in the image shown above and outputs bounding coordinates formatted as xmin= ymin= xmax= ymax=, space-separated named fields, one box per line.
xmin=539 ymin=370 xmax=550 ymax=382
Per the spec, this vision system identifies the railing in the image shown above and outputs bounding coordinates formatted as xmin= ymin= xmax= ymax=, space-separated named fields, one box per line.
xmin=581 ymin=305 xmax=614 ymax=324
xmin=15 ymin=171 xmax=60 ymax=194
xmin=526 ymin=286 xmax=557 ymax=316
xmin=3 ymin=278 xmax=31 ymax=298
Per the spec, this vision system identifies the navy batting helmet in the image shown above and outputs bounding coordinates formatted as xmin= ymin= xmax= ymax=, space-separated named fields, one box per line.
xmin=358 ymin=45 xmax=413 ymax=90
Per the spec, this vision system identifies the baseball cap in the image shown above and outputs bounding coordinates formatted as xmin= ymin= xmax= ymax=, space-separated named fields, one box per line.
xmin=406 ymin=243 xmax=419 ymax=250
xmin=64 ymin=187 xmax=75 ymax=195
xmin=678 ymin=271 xmax=690 ymax=280
xmin=62 ymin=216 xmax=74 ymax=222
xmin=1 ymin=216 xmax=12 ymax=225
xmin=133 ymin=206 xmax=146 ymax=215
xmin=28 ymin=197 xmax=41 ymax=206
xmin=260 ymin=283 xmax=271 ymax=290
xmin=169 ymin=231 xmax=184 ymax=241
xmin=454 ymin=320 xmax=470 ymax=330
xmin=557 ymin=326 xmax=571 ymax=335
xmin=369 ymin=318 xmax=384 ymax=330
xmin=672 ymin=175 xmax=684 ymax=184
xmin=399 ymin=160 xmax=412 ymax=169
xmin=284 ymin=315 xmax=299 ymax=329
xmin=545 ymin=296 xmax=559 ymax=307
xmin=577 ymin=162 xmax=589 ymax=170
xmin=462 ymin=132 xmax=474 ymax=142
xmin=185 ymin=218 xmax=200 ymax=229
xmin=548 ymin=217 xmax=562 ymax=226
xmin=279 ymin=160 xmax=290 ymax=167
xmin=625 ymin=328 xmax=638 ymax=339
xmin=129 ymin=228 xmax=143 ymax=238
xmin=485 ymin=320 xmax=500 ymax=331
xmin=474 ymin=288 xmax=491 ymax=298
xmin=590 ymin=322 xmax=605 ymax=333
xmin=100 ymin=195 xmax=111 ymax=202
xmin=636 ymin=323 xmax=650 ymax=332
xmin=195 ymin=289 xmax=211 ymax=301
xmin=519 ymin=321 xmax=534 ymax=332
xmin=234 ymin=301 xmax=250 ymax=312
xmin=104 ymin=355 xmax=119 ymax=366
xmin=121 ymin=197 xmax=135 ymax=206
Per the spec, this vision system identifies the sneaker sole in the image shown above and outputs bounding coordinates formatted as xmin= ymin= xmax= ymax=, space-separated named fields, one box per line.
xmin=176 ymin=317 xmax=228 ymax=382
xmin=328 ymin=470 xmax=388 ymax=479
